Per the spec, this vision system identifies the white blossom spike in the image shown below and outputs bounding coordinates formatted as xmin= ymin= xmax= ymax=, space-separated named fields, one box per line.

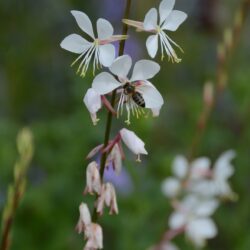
xmin=60 ymin=10 xmax=128 ymax=77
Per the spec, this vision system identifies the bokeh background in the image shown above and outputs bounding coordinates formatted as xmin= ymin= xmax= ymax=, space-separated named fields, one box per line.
xmin=0 ymin=0 xmax=250 ymax=249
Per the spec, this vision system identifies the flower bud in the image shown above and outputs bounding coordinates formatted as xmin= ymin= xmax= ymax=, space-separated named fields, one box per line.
xmin=84 ymin=161 xmax=101 ymax=195
xmin=76 ymin=202 xmax=91 ymax=234
xmin=84 ymin=223 xmax=103 ymax=249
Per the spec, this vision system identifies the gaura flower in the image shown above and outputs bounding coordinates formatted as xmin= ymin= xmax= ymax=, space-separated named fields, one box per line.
xmin=120 ymin=128 xmax=148 ymax=162
xmin=60 ymin=10 xmax=127 ymax=77
xmin=92 ymin=55 xmax=164 ymax=124
xmin=123 ymin=0 xmax=187 ymax=62
xmin=83 ymin=88 xmax=102 ymax=125
xmin=162 ymin=155 xmax=211 ymax=198
xmin=169 ymin=195 xmax=218 ymax=248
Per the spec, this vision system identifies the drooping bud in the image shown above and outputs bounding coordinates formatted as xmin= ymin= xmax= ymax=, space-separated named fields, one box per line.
xmin=107 ymin=144 xmax=123 ymax=175
xmin=84 ymin=223 xmax=103 ymax=249
xmin=120 ymin=128 xmax=148 ymax=162
xmin=84 ymin=161 xmax=101 ymax=195
xmin=203 ymin=82 xmax=214 ymax=109
xmin=96 ymin=183 xmax=119 ymax=215
xmin=76 ymin=202 xmax=91 ymax=234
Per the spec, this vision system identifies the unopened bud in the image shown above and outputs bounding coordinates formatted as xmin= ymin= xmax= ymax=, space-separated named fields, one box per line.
xmin=84 ymin=161 xmax=101 ymax=195
xmin=203 ymin=82 xmax=214 ymax=109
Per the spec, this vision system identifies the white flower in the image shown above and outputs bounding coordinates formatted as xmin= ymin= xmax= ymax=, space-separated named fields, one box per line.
xmin=76 ymin=202 xmax=92 ymax=234
xmin=96 ymin=183 xmax=119 ymax=215
xmin=169 ymin=195 xmax=218 ymax=248
xmin=60 ymin=10 xmax=127 ymax=77
xmin=161 ymin=155 xmax=211 ymax=198
xmin=213 ymin=150 xmax=236 ymax=198
xmin=84 ymin=223 xmax=103 ymax=249
xmin=84 ymin=161 xmax=102 ymax=195
xmin=92 ymin=55 xmax=163 ymax=124
xmin=123 ymin=0 xmax=187 ymax=62
xmin=83 ymin=88 xmax=102 ymax=125
xmin=120 ymin=128 xmax=148 ymax=162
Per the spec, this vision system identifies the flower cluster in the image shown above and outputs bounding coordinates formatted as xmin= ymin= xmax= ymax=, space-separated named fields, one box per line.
xmin=61 ymin=0 xmax=187 ymax=249
xmin=160 ymin=150 xmax=237 ymax=248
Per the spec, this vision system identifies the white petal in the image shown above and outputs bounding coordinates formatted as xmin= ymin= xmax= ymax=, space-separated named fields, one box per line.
xmin=146 ymin=35 xmax=159 ymax=58
xmin=99 ymin=44 xmax=116 ymax=67
xmin=214 ymin=150 xmax=236 ymax=180
xmin=159 ymin=0 xmax=175 ymax=24
xmin=143 ymin=8 xmax=158 ymax=30
xmin=169 ymin=212 xmax=187 ymax=229
xmin=109 ymin=55 xmax=132 ymax=79
xmin=79 ymin=203 xmax=91 ymax=226
xmin=71 ymin=10 xmax=95 ymax=38
xmin=130 ymin=60 xmax=160 ymax=82
xmin=92 ymin=72 xmax=121 ymax=95
xmin=162 ymin=10 xmax=187 ymax=31
xmin=97 ymin=18 xmax=114 ymax=40
xmin=60 ymin=34 xmax=92 ymax=54
xmin=187 ymin=218 xmax=217 ymax=247
xmin=83 ymin=88 xmax=102 ymax=114
xmin=137 ymin=81 xmax=164 ymax=109
xmin=83 ymin=88 xmax=102 ymax=125
xmin=161 ymin=177 xmax=181 ymax=198
xmin=195 ymin=199 xmax=219 ymax=217
xmin=151 ymin=107 xmax=160 ymax=117
xmin=120 ymin=128 xmax=148 ymax=156
xmin=172 ymin=155 xmax=188 ymax=179
xmin=190 ymin=157 xmax=211 ymax=179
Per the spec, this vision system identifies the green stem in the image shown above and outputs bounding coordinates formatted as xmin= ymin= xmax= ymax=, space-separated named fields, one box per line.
xmin=92 ymin=0 xmax=132 ymax=222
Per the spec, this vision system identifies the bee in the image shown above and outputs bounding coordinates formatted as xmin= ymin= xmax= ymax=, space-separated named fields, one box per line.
xmin=123 ymin=82 xmax=145 ymax=108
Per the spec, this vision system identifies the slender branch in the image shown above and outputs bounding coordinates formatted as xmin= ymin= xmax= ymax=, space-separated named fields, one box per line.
xmin=188 ymin=0 xmax=250 ymax=160
xmin=92 ymin=0 xmax=132 ymax=222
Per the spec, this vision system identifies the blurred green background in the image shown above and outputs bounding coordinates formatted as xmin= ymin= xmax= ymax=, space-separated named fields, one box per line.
xmin=0 ymin=0 xmax=250 ymax=249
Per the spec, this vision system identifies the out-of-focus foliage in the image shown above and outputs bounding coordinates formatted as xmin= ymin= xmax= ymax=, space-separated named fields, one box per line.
xmin=0 ymin=0 xmax=250 ymax=250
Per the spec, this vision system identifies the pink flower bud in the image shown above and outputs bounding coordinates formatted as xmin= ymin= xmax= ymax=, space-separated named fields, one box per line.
xmin=84 ymin=223 xmax=103 ymax=249
xmin=75 ymin=203 xmax=91 ymax=234
xmin=96 ymin=183 xmax=119 ymax=215
xmin=84 ymin=161 xmax=102 ymax=195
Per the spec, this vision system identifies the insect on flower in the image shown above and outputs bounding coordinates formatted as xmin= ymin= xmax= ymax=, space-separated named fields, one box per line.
xmin=92 ymin=55 xmax=164 ymax=124
xmin=60 ymin=10 xmax=128 ymax=77
xmin=123 ymin=0 xmax=187 ymax=62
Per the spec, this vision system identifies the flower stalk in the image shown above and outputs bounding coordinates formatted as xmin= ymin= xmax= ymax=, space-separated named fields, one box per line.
xmin=0 ymin=128 xmax=34 ymax=250
xmin=91 ymin=0 xmax=132 ymax=223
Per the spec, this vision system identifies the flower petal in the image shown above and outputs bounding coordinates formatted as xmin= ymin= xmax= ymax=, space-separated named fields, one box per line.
xmin=120 ymin=128 xmax=148 ymax=156
xmin=186 ymin=218 xmax=217 ymax=247
xmin=137 ymin=81 xmax=164 ymax=109
xmin=130 ymin=60 xmax=160 ymax=82
xmin=83 ymin=88 xmax=102 ymax=125
xmin=190 ymin=157 xmax=211 ymax=180
xmin=146 ymin=35 xmax=159 ymax=58
xmin=172 ymin=155 xmax=188 ymax=179
xmin=214 ymin=150 xmax=236 ymax=180
xmin=159 ymin=0 xmax=175 ymax=24
xmin=162 ymin=177 xmax=181 ymax=198
xmin=162 ymin=10 xmax=187 ymax=31
xmin=143 ymin=8 xmax=158 ymax=30
xmin=60 ymin=34 xmax=92 ymax=54
xmin=97 ymin=18 xmax=114 ymax=40
xmin=71 ymin=10 xmax=95 ymax=39
xmin=92 ymin=72 xmax=121 ymax=95
xmin=109 ymin=55 xmax=132 ymax=79
xmin=169 ymin=212 xmax=187 ymax=229
xmin=195 ymin=199 xmax=219 ymax=217
xmin=99 ymin=44 xmax=115 ymax=67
